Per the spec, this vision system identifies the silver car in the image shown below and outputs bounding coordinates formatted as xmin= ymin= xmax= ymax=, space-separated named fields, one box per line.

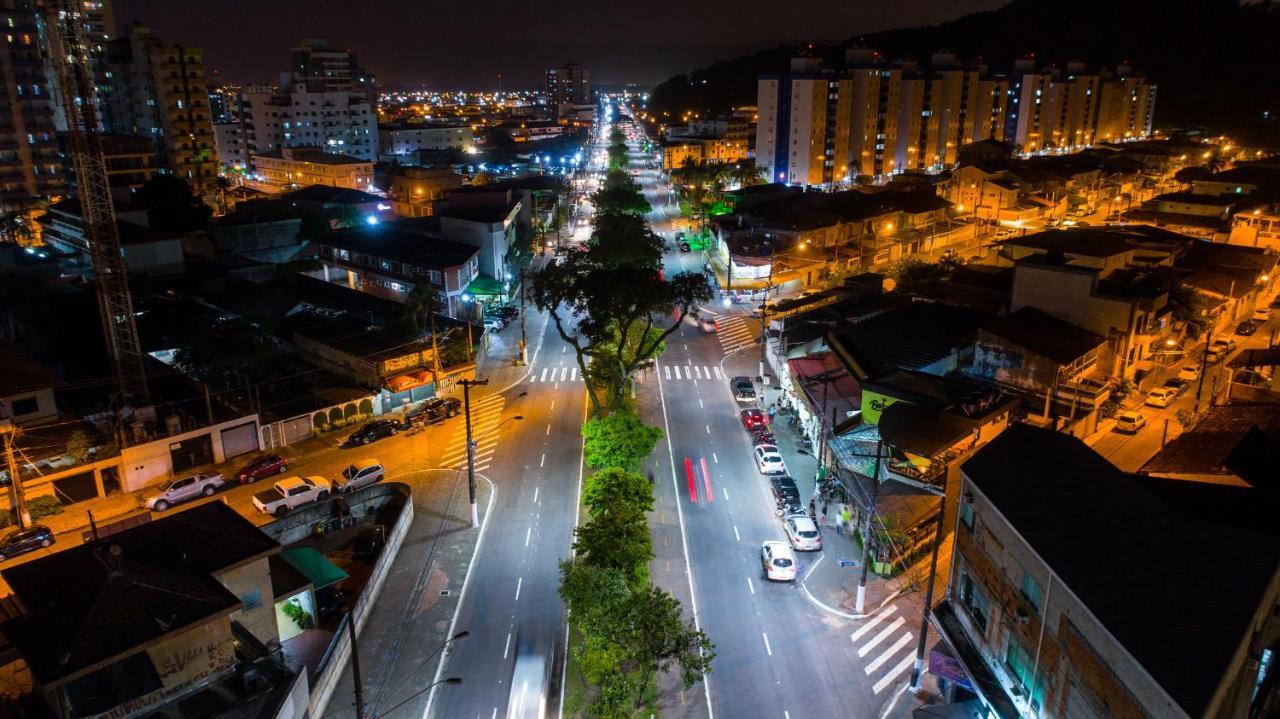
xmin=335 ymin=459 xmax=385 ymax=493
xmin=783 ymin=513 xmax=822 ymax=551
xmin=145 ymin=473 xmax=225 ymax=511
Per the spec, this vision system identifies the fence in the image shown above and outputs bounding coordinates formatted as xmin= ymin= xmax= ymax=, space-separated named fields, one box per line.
xmin=260 ymin=395 xmax=382 ymax=450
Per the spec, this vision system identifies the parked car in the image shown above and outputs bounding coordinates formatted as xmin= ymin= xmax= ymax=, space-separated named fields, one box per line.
xmin=1210 ymin=338 xmax=1236 ymax=356
xmin=145 ymin=472 xmax=225 ymax=511
xmin=0 ymin=525 xmax=54 ymax=562
xmin=1162 ymin=378 xmax=1190 ymax=397
xmin=769 ymin=476 xmax=801 ymax=514
xmin=1253 ymin=307 xmax=1273 ymax=323
xmin=253 ymin=476 xmax=331 ymax=516
xmin=483 ymin=316 xmax=505 ymax=331
xmin=1177 ymin=365 xmax=1201 ymax=382
xmin=490 ymin=306 xmax=519 ymax=321
xmin=408 ymin=397 xmax=461 ymax=425
xmin=783 ymin=513 xmax=822 ymax=551
xmin=740 ymin=408 xmax=768 ymax=430
xmin=236 ymin=454 xmax=287 ymax=484
xmin=334 ymin=458 xmax=385 ymax=493
xmin=345 ymin=419 xmax=402 ymax=446
xmin=677 ymin=240 xmax=691 ymax=252
xmin=1235 ymin=320 xmax=1258 ymax=336
xmin=753 ymin=445 xmax=788 ymax=475
xmin=1113 ymin=411 xmax=1147 ymax=434
xmin=1144 ymin=387 xmax=1178 ymax=408
xmin=730 ymin=376 xmax=756 ymax=403
xmin=760 ymin=541 xmax=798 ymax=582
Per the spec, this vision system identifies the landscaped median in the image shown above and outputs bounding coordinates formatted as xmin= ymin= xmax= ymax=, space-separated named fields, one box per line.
xmin=560 ymin=410 xmax=713 ymax=718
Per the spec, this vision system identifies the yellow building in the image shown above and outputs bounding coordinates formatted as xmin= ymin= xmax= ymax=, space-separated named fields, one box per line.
xmin=661 ymin=137 xmax=749 ymax=171
xmin=252 ymin=147 xmax=374 ymax=192
xmin=389 ymin=166 xmax=465 ymax=217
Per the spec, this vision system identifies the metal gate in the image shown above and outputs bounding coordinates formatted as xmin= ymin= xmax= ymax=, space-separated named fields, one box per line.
xmin=220 ymin=421 xmax=259 ymax=460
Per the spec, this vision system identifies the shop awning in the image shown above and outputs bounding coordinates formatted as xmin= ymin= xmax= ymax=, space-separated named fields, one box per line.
xmin=465 ymin=274 xmax=507 ymax=298
xmin=384 ymin=369 xmax=435 ymax=393
xmin=279 ymin=547 xmax=349 ymax=590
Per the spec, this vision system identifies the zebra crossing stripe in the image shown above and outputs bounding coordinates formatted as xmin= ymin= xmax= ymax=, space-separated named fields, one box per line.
xmin=663 ymin=364 xmax=670 ymax=380
xmin=570 ymin=367 xmax=578 ymax=381
xmin=693 ymin=366 xmax=702 ymax=379
xmin=713 ymin=366 xmax=723 ymax=379
xmin=864 ymin=634 xmax=914 ymax=675
xmin=851 ymin=606 xmax=897 ymax=641
xmin=540 ymin=367 xmax=549 ymax=382
xmin=703 ymin=366 xmax=712 ymax=378
xmin=858 ymin=617 xmax=905 ymax=657
xmin=872 ymin=654 xmax=916 ymax=694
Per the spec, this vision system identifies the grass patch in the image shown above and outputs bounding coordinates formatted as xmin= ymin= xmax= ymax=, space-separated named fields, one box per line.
xmin=562 ymin=626 xmax=590 ymax=718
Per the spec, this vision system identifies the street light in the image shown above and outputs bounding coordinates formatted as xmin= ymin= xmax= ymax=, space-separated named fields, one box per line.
xmin=375 ymin=677 xmax=463 ymax=718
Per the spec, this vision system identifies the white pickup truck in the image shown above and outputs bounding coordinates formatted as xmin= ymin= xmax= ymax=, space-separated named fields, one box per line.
xmin=253 ymin=476 xmax=331 ymax=516
xmin=145 ymin=472 xmax=225 ymax=511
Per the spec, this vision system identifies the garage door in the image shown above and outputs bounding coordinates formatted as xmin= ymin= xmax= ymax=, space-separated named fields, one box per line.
xmin=220 ymin=422 xmax=259 ymax=460
xmin=281 ymin=416 xmax=312 ymax=445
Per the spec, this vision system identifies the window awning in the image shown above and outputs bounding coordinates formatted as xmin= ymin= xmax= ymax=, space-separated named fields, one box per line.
xmin=465 ymin=274 xmax=507 ymax=297
xmin=279 ymin=547 xmax=349 ymax=590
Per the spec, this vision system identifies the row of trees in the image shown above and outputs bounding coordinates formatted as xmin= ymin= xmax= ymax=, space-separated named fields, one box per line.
xmin=607 ymin=128 xmax=629 ymax=169
xmin=563 ymin=416 xmax=713 ymax=716
xmin=530 ymin=168 xmax=712 ymax=416
xmin=670 ymin=157 xmax=765 ymax=228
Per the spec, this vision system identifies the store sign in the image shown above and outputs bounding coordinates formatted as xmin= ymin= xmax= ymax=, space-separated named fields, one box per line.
xmin=929 ymin=649 xmax=974 ymax=691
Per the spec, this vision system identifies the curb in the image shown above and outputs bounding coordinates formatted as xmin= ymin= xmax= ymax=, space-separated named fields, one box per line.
xmin=798 ymin=553 xmax=907 ymax=620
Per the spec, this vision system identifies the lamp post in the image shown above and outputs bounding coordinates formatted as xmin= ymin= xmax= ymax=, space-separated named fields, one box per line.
xmin=459 ymin=379 xmax=489 ymax=528
xmin=376 ymin=677 xmax=463 ymax=718
xmin=372 ymin=631 xmax=469 ymax=718
xmin=518 ymin=268 xmax=528 ymax=366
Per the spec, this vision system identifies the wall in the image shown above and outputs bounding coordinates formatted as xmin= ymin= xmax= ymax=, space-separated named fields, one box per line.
xmin=1 ymin=386 xmax=57 ymax=425
xmin=216 ymin=559 xmax=279 ymax=647
xmin=1011 ymin=264 xmax=1131 ymax=340
xmin=119 ymin=414 xmax=260 ymax=492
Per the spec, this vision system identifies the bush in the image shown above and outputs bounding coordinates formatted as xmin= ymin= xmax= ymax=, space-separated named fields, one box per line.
xmin=28 ymin=495 xmax=65 ymax=520
xmin=582 ymin=413 xmax=662 ymax=472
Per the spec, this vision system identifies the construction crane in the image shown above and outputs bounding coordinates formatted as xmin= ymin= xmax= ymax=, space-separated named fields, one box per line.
xmin=43 ymin=0 xmax=149 ymax=403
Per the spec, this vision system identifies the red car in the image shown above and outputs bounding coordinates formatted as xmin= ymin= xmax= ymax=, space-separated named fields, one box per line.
xmin=740 ymin=409 xmax=768 ymax=430
xmin=236 ymin=454 xmax=287 ymax=484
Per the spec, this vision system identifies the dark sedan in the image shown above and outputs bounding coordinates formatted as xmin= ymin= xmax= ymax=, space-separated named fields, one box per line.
xmin=0 ymin=525 xmax=54 ymax=562
xmin=769 ymin=476 xmax=801 ymax=513
xmin=345 ymin=419 xmax=403 ymax=446
xmin=408 ymin=397 xmax=461 ymax=425
xmin=1235 ymin=320 xmax=1258 ymax=336
xmin=236 ymin=454 xmax=287 ymax=484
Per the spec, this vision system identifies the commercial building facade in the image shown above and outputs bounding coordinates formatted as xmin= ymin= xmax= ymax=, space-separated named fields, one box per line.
xmin=251 ymin=146 xmax=373 ymax=191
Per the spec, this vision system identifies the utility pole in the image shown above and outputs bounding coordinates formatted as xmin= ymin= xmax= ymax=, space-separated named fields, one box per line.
xmin=0 ymin=422 xmax=31 ymax=528
xmin=855 ymin=438 xmax=884 ymax=614
xmin=909 ymin=474 xmax=949 ymax=691
xmin=460 ymin=379 xmax=489 ymax=528
xmin=518 ymin=269 xmax=528 ymax=366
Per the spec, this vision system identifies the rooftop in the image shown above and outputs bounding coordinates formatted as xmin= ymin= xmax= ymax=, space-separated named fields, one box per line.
xmin=828 ymin=302 xmax=991 ymax=378
xmin=255 ymin=147 xmax=369 ymax=165
xmin=963 ymin=424 xmax=1280 ymax=718
xmin=1 ymin=502 xmax=279 ymax=684
xmin=325 ymin=224 xmax=479 ymax=270
xmin=1139 ymin=404 xmax=1280 ymax=484
xmin=979 ymin=306 xmax=1106 ymax=364
xmin=282 ymin=184 xmax=383 ymax=205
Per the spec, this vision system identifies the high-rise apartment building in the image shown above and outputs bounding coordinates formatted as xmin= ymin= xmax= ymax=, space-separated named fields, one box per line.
xmin=0 ymin=0 xmax=64 ymax=209
xmin=288 ymin=38 xmax=377 ymax=101
xmin=232 ymin=86 xmax=376 ymax=164
xmin=756 ymin=51 xmax=1157 ymax=186
xmin=546 ymin=62 xmax=591 ymax=107
xmin=103 ymin=24 xmax=217 ymax=190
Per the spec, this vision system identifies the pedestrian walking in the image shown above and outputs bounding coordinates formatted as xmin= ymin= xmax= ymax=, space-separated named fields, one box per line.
xmin=819 ymin=512 xmax=827 ymax=529
xmin=767 ymin=403 xmax=777 ymax=421
xmin=647 ymin=471 xmax=655 ymax=485
xmin=808 ymin=499 xmax=816 ymax=519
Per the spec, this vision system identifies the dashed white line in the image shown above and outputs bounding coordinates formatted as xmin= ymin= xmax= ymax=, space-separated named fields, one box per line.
xmin=503 ymin=632 xmax=512 ymax=659
xmin=746 ymin=576 xmax=755 ymax=594
xmin=546 ymin=423 xmax=551 ymax=435
xmin=733 ymin=525 xmax=740 ymax=541
xmin=525 ymin=527 xmax=532 ymax=547
xmin=698 ymin=398 xmax=704 ymax=408
xmin=540 ymin=453 xmax=545 ymax=467
xmin=712 ymin=452 xmax=719 ymax=464
xmin=762 ymin=632 xmax=772 ymax=656
xmin=705 ymin=424 xmax=711 ymax=434
xmin=533 ymin=486 xmax=539 ymax=504
xmin=514 ymin=577 xmax=523 ymax=601
xmin=723 ymin=487 xmax=730 ymax=502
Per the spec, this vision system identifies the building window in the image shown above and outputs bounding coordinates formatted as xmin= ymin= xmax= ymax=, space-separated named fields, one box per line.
xmin=1020 ymin=571 xmax=1042 ymax=611
xmin=1005 ymin=637 xmax=1043 ymax=711
xmin=960 ymin=502 xmax=975 ymax=531
xmin=9 ymin=396 xmax=38 ymax=416
xmin=958 ymin=571 xmax=989 ymax=633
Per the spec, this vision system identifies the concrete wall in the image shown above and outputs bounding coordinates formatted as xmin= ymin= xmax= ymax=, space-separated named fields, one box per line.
xmin=119 ymin=415 xmax=261 ymax=492
xmin=216 ymin=559 xmax=279 ymax=647
xmin=1 ymin=386 xmax=57 ymax=425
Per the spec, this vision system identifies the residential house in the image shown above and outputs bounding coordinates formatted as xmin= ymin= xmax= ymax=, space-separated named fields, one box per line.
xmin=252 ymin=147 xmax=374 ymax=193
xmin=0 ymin=502 xmax=303 ymax=719
xmin=939 ymin=424 xmax=1280 ymax=719
xmin=0 ymin=343 xmax=58 ymax=426
xmin=387 ymin=166 xmax=464 ymax=218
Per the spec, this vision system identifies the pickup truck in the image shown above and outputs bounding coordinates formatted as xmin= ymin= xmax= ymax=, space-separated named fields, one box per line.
xmin=145 ymin=473 xmax=225 ymax=512
xmin=253 ymin=476 xmax=331 ymax=516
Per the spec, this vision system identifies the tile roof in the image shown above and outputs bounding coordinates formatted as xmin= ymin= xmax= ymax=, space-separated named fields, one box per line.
xmin=1 ymin=503 xmax=279 ymax=684
xmin=828 ymin=302 xmax=991 ymax=378
xmin=962 ymin=424 xmax=1280 ymax=718
xmin=1139 ymin=404 xmax=1280 ymax=481
xmin=979 ymin=307 xmax=1105 ymax=364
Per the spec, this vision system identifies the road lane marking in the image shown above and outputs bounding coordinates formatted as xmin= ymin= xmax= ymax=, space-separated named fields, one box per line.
xmin=705 ymin=424 xmax=711 ymax=434
xmin=540 ymin=367 xmax=548 ymax=382
xmin=698 ymin=399 xmax=703 ymax=408
xmin=514 ymin=577 xmax=522 ymax=601
xmin=723 ymin=487 xmax=729 ymax=502
xmin=549 ymin=400 xmax=555 ymax=411
xmin=546 ymin=423 xmax=551 ymax=435
xmin=873 ymin=654 xmax=917 ymax=694
xmin=851 ymin=605 xmax=897 ymax=641
xmin=713 ymin=367 xmax=723 ymax=379
xmin=504 ymin=632 xmax=511 ymax=659
xmin=663 ymin=364 xmax=671 ymax=380
xmin=570 ymin=366 xmax=578 ymax=381
xmin=693 ymin=366 xmax=702 ymax=379
xmin=733 ymin=525 xmax=740 ymax=541
xmin=858 ymin=617 xmax=906 ymax=657
xmin=540 ymin=453 xmax=545 ymax=467
xmin=746 ymin=576 xmax=754 ymax=594
xmin=525 ymin=527 xmax=531 ymax=547
xmin=712 ymin=452 xmax=718 ymax=463
xmin=700 ymin=457 xmax=713 ymax=503
xmin=704 ymin=366 xmax=712 ymax=378
xmin=533 ymin=486 xmax=539 ymax=504
xmin=865 ymin=633 xmax=914 ymax=674
xmin=762 ymin=633 xmax=772 ymax=656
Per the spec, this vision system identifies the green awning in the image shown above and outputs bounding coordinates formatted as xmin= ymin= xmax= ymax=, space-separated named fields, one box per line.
xmin=465 ymin=274 xmax=507 ymax=297
xmin=279 ymin=547 xmax=349 ymax=590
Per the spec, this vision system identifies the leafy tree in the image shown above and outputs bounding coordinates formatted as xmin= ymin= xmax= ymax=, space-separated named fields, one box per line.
xmin=137 ymin=174 xmax=212 ymax=232
xmin=573 ymin=502 xmax=652 ymax=584
xmin=620 ymin=585 xmax=715 ymax=709
xmin=64 ymin=430 xmax=93 ymax=463
xmin=588 ymin=212 xmax=664 ymax=268
xmin=583 ymin=467 xmax=654 ymax=515
xmin=298 ymin=208 xmax=334 ymax=241
xmin=889 ymin=257 xmax=954 ymax=294
xmin=729 ymin=159 xmax=765 ymax=188
xmin=582 ymin=413 xmax=662 ymax=472
xmin=591 ymin=171 xmax=651 ymax=216
xmin=214 ymin=175 xmax=232 ymax=215
xmin=1167 ymin=281 xmax=1209 ymax=338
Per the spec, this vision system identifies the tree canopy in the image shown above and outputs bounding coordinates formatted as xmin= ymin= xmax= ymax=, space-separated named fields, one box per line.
xmin=582 ymin=413 xmax=663 ymax=472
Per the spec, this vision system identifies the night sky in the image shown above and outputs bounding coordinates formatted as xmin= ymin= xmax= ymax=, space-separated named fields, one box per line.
xmin=113 ymin=0 xmax=1005 ymax=89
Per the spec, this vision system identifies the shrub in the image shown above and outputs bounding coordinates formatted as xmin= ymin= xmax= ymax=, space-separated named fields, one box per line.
xmin=28 ymin=495 xmax=65 ymax=520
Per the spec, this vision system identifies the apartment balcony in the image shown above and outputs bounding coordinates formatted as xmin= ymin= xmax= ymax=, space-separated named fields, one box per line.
xmin=1054 ymin=376 xmax=1112 ymax=409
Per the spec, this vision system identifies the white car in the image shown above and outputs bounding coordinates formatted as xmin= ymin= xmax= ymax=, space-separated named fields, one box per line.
xmin=783 ymin=514 xmax=822 ymax=551
xmin=253 ymin=476 xmax=332 ymax=516
xmin=334 ymin=458 xmax=385 ymax=493
xmin=1253 ymin=307 xmax=1272 ymax=323
xmin=760 ymin=541 xmax=797 ymax=582
xmin=754 ymin=445 xmax=788 ymax=475
xmin=1177 ymin=364 xmax=1201 ymax=382
xmin=1144 ymin=387 xmax=1178 ymax=408
xmin=145 ymin=473 xmax=225 ymax=511
xmin=1113 ymin=411 xmax=1147 ymax=434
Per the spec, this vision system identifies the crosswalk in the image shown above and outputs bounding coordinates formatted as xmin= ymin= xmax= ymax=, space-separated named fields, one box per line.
xmin=716 ymin=316 xmax=758 ymax=354
xmin=526 ymin=362 xmax=725 ymax=383
xmin=851 ymin=604 xmax=917 ymax=695
xmin=438 ymin=393 xmax=506 ymax=473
